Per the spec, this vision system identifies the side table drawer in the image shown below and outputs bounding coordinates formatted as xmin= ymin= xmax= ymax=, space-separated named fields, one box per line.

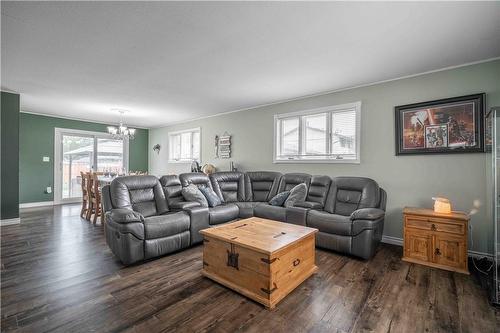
xmin=405 ymin=216 xmax=465 ymax=235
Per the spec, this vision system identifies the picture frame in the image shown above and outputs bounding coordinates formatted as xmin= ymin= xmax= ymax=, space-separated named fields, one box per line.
xmin=395 ymin=93 xmax=485 ymax=155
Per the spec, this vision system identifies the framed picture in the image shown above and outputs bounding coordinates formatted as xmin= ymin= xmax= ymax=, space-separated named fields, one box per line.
xmin=395 ymin=93 xmax=485 ymax=155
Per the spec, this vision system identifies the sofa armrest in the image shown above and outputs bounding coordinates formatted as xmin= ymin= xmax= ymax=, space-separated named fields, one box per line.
xmin=294 ymin=201 xmax=323 ymax=210
xmin=106 ymin=208 xmax=144 ymax=224
xmin=352 ymin=217 xmax=384 ymax=236
xmin=170 ymin=201 xmax=201 ymax=211
xmin=350 ymin=208 xmax=385 ymax=221
xmin=185 ymin=206 xmax=210 ymax=245
xmin=286 ymin=206 xmax=309 ymax=226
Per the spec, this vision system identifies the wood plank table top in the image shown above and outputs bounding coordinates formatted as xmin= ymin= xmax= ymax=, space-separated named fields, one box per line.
xmin=403 ymin=207 xmax=470 ymax=221
xmin=200 ymin=217 xmax=318 ymax=255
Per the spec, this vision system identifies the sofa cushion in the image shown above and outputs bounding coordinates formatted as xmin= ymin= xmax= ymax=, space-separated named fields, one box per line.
xmin=210 ymin=172 xmax=245 ymax=203
xmin=307 ymin=210 xmax=353 ymax=236
xmin=144 ymin=212 xmax=190 ymax=239
xmin=160 ymin=175 xmax=184 ymax=208
xmin=253 ymin=204 xmax=286 ymax=222
xmin=244 ymin=171 xmax=282 ymax=202
xmin=325 ymin=177 xmax=380 ymax=215
xmin=306 ymin=175 xmax=331 ymax=207
xmin=209 ymin=204 xmax=239 ymax=225
xmin=179 ymin=172 xmax=213 ymax=189
xmin=268 ymin=191 xmax=290 ymax=206
xmin=181 ymin=184 xmax=208 ymax=207
xmin=169 ymin=201 xmax=201 ymax=210
xmin=278 ymin=173 xmax=311 ymax=192
xmin=199 ymin=186 xmax=222 ymax=207
xmin=284 ymin=183 xmax=308 ymax=208
xmin=234 ymin=202 xmax=261 ymax=218
xmin=294 ymin=201 xmax=324 ymax=210
xmin=110 ymin=176 xmax=168 ymax=217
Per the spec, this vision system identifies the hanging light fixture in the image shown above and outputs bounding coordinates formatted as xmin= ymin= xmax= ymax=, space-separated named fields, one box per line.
xmin=107 ymin=109 xmax=136 ymax=140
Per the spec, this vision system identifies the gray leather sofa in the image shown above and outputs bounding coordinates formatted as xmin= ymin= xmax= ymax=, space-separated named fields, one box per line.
xmin=103 ymin=171 xmax=386 ymax=265
xmin=104 ymin=176 xmax=209 ymax=265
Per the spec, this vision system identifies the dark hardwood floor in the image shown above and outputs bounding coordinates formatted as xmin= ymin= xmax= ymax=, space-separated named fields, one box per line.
xmin=1 ymin=204 xmax=498 ymax=333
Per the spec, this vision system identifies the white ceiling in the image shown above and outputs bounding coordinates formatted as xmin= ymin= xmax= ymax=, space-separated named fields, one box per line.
xmin=2 ymin=2 xmax=499 ymax=128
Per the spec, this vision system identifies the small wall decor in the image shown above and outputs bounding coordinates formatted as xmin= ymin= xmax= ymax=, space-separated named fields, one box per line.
xmin=152 ymin=144 xmax=161 ymax=155
xmin=214 ymin=135 xmax=219 ymax=158
xmin=395 ymin=93 xmax=485 ymax=155
xmin=218 ymin=132 xmax=231 ymax=159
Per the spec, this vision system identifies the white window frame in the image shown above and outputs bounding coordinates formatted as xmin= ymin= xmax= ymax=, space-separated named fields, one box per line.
xmin=168 ymin=127 xmax=201 ymax=163
xmin=273 ymin=102 xmax=361 ymax=164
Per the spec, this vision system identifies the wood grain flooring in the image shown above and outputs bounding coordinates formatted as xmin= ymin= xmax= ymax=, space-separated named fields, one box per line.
xmin=1 ymin=204 xmax=498 ymax=333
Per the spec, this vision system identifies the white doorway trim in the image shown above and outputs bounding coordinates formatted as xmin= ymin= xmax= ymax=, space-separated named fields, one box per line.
xmin=54 ymin=128 xmax=129 ymax=204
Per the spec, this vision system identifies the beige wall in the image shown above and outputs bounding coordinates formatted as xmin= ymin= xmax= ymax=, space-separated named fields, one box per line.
xmin=149 ymin=59 xmax=500 ymax=254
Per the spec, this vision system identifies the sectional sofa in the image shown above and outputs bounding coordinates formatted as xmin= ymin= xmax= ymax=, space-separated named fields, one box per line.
xmin=102 ymin=171 xmax=386 ymax=265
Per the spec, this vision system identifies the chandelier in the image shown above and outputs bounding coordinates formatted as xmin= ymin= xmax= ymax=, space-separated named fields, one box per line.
xmin=107 ymin=109 xmax=136 ymax=140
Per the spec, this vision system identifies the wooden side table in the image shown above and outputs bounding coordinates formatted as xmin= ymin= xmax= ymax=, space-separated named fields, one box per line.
xmin=402 ymin=207 xmax=469 ymax=274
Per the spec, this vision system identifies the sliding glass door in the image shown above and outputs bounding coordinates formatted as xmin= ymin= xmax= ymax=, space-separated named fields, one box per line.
xmin=54 ymin=128 xmax=128 ymax=204
xmin=61 ymin=134 xmax=95 ymax=199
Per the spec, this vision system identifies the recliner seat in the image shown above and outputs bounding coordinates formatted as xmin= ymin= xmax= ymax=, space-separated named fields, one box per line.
xmin=307 ymin=177 xmax=386 ymax=259
xmin=104 ymin=175 xmax=209 ymax=265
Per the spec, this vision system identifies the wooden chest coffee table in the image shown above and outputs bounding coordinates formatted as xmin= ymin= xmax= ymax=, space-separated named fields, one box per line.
xmin=200 ymin=217 xmax=318 ymax=309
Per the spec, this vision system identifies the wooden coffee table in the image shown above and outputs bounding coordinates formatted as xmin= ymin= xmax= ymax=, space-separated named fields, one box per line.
xmin=200 ymin=217 xmax=318 ymax=309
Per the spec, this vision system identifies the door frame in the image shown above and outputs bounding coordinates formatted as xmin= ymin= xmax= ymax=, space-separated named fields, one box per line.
xmin=54 ymin=127 xmax=129 ymax=204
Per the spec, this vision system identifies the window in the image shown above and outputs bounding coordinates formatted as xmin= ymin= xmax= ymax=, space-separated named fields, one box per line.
xmin=274 ymin=102 xmax=361 ymax=163
xmin=168 ymin=128 xmax=201 ymax=162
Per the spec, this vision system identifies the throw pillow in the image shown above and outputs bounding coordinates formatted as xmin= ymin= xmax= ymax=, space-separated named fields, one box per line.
xmin=181 ymin=184 xmax=208 ymax=207
xmin=199 ymin=186 xmax=222 ymax=207
xmin=268 ymin=191 xmax=290 ymax=206
xmin=284 ymin=183 xmax=308 ymax=208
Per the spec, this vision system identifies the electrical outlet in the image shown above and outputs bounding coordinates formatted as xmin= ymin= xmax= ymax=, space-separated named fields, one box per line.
xmin=46 ymin=186 xmax=52 ymax=194
xmin=43 ymin=156 xmax=50 ymax=162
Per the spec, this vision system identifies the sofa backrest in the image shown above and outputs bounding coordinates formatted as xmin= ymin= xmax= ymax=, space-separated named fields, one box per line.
xmin=306 ymin=175 xmax=332 ymax=207
xmin=324 ymin=177 xmax=380 ymax=216
xmin=160 ymin=175 xmax=184 ymax=207
xmin=278 ymin=173 xmax=311 ymax=192
xmin=179 ymin=172 xmax=213 ymax=189
xmin=110 ymin=175 xmax=168 ymax=217
xmin=378 ymin=188 xmax=387 ymax=210
xmin=244 ymin=171 xmax=282 ymax=202
xmin=210 ymin=171 xmax=245 ymax=203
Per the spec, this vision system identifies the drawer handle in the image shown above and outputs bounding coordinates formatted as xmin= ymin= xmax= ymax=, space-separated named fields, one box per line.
xmin=435 ymin=248 xmax=441 ymax=256
xmin=431 ymin=224 xmax=436 ymax=231
xmin=293 ymin=259 xmax=301 ymax=267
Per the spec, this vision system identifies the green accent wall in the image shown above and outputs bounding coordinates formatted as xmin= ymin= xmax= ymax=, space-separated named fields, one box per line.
xmin=19 ymin=113 xmax=148 ymax=203
xmin=1 ymin=91 xmax=20 ymax=219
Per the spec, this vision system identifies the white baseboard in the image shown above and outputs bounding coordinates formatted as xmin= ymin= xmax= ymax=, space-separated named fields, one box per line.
xmin=0 ymin=217 xmax=20 ymax=226
xmin=19 ymin=201 xmax=54 ymax=208
xmin=381 ymin=235 xmax=493 ymax=259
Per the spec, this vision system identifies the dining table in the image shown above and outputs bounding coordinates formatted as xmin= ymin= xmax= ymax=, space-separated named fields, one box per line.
xmin=97 ymin=176 xmax=117 ymax=186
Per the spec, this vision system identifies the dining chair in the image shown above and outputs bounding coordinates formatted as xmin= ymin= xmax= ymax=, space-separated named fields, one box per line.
xmin=80 ymin=171 xmax=89 ymax=219
xmin=88 ymin=172 xmax=103 ymax=224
